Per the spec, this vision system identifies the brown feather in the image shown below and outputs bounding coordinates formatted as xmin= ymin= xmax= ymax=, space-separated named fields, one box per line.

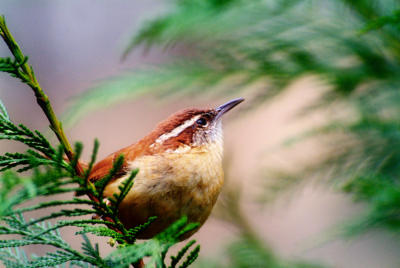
xmin=88 ymin=108 xmax=212 ymax=182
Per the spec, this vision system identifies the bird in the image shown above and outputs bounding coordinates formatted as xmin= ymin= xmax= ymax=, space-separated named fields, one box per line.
xmin=88 ymin=98 xmax=244 ymax=239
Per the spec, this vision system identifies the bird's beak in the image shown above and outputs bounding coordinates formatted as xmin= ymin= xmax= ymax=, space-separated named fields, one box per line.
xmin=215 ymin=97 xmax=244 ymax=121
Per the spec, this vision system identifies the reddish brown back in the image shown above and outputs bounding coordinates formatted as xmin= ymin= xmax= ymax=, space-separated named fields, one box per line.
xmin=88 ymin=108 xmax=213 ymax=182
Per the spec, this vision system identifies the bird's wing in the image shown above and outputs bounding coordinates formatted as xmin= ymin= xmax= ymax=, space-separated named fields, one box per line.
xmin=88 ymin=146 xmax=133 ymax=183
xmin=88 ymin=140 xmax=152 ymax=183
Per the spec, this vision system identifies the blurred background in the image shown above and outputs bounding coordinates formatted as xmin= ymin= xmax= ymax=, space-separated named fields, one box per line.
xmin=1 ymin=0 xmax=400 ymax=267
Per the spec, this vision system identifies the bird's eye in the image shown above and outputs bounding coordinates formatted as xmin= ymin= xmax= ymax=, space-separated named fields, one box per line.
xmin=196 ymin=118 xmax=207 ymax=126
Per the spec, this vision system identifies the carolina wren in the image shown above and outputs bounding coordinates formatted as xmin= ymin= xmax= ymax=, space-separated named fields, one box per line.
xmin=88 ymin=98 xmax=244 ymax=239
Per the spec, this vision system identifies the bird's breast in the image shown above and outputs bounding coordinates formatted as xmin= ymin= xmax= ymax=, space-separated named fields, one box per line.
xmin=103 ymin=143 xmax=224 ymax=238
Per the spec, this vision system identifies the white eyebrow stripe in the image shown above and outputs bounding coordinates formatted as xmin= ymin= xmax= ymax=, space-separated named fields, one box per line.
xmin=155 ymin=115 xmax=201 ymax=144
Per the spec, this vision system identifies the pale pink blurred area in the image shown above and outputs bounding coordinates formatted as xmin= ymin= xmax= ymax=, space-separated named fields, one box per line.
xmin=1 ymin=2 xmax=400 ymax=268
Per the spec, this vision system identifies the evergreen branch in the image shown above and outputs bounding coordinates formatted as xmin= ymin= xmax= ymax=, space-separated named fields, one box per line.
xmin=127 ymin=216 xmax=157 ymax=240
xmin=95 ymin=155 xmax=125 ymax=200
xmin=0 ymin=210 xmax=117 ymax=267
xmin=0 ymin=215 xmax=109 ymax=267
xmin=0 ymin=172 xmax=22 ymax=215
xmin=169 ymin=240 xmax=196 ymax=268
xmin=27 ymin=250 xmax=79 ymax=267
xmin=76 ymin=225 xmax=125 ymax=240
xmin=76 ymin=217 xmax=157 ymax=246
xmin=70 ymin=143 xmax=84 ymax=176
xmin=0 ymin=117 xmax=57 ymax=160
xmin=25 ymin=209 xmax=98 ymax=227
xmin=0 ymin=152 xmax=54 ymax=173
xmin=80 ymin=234 xmax=107 ymax=267
xmin=0 ymin=16 xmax=81 ymax=174
xmin=84 ymin=139 xmax=100 ymax=180
xmin=0 ymin=99 xmax=9 ymax=120
xmin=0 ymin=169 xmax=78 ymax=216
xmin=10 ymin=199 xmax=99 ymax=216
xmin=30 ymin=219 xmax=122 ymax=240
xmin=110 ymin=169 xmax=138 ymax=216
xmin=106 ymin=216 xmax=199 ymax=268
xmin=0 ymin=248 xmax=28 ymax=268
xmin=79 ymin=154 xmax=138 ymax=241
xmin=176 ymin=223 xmax=200 ymax=239
xmin=0 ymin=166 xmax=122 ymax=267
xmin=178 ymin=245 xmax=200 ymax=268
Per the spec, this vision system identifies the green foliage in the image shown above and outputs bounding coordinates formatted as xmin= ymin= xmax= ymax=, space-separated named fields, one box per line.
xmin=175 ymin=245 xmax=200 ymax=268
xmin=222 ymin=236 xmax=323 ymax=268
xmin=194 ymin=235 xmax=325 ymax=268
xmin=341 ymin=174 xmax=400 ymax=234
xmin=0 ymin=16 xmax=200 ymax=268
xmin=0 ymin=102 xmax=60 ymax=172
xmin=0 ymin=166 xmax=73 ymax=216
xmin=67 ymin=0 xmax=394 ymax=116
xmin=94 ymin=155 xmax=124 ymax=199
xmin=109 ymin=169 xmax=138 ymax=217
xmin=106 ymin=217 xmax=200 ymax=268
xmin=169 ymin=240 xmax=197 ymax=268
xmin=0 ymin=213 xmax=105 ymax=267
xmin=361 ymin=9 xmax=400 ymax=32
xmin=0 ymin=116 xmax=61 ymax=172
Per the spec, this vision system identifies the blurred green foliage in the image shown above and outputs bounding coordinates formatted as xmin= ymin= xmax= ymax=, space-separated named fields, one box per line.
xmin=70 ymin=0 xmax=399 ymax=116
xmin=68 ymin=0 xmax=400 ymax=266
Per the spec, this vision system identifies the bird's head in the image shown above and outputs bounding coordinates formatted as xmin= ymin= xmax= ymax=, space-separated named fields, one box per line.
xmin=148 ymin=98 xmax=244 ymax=153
